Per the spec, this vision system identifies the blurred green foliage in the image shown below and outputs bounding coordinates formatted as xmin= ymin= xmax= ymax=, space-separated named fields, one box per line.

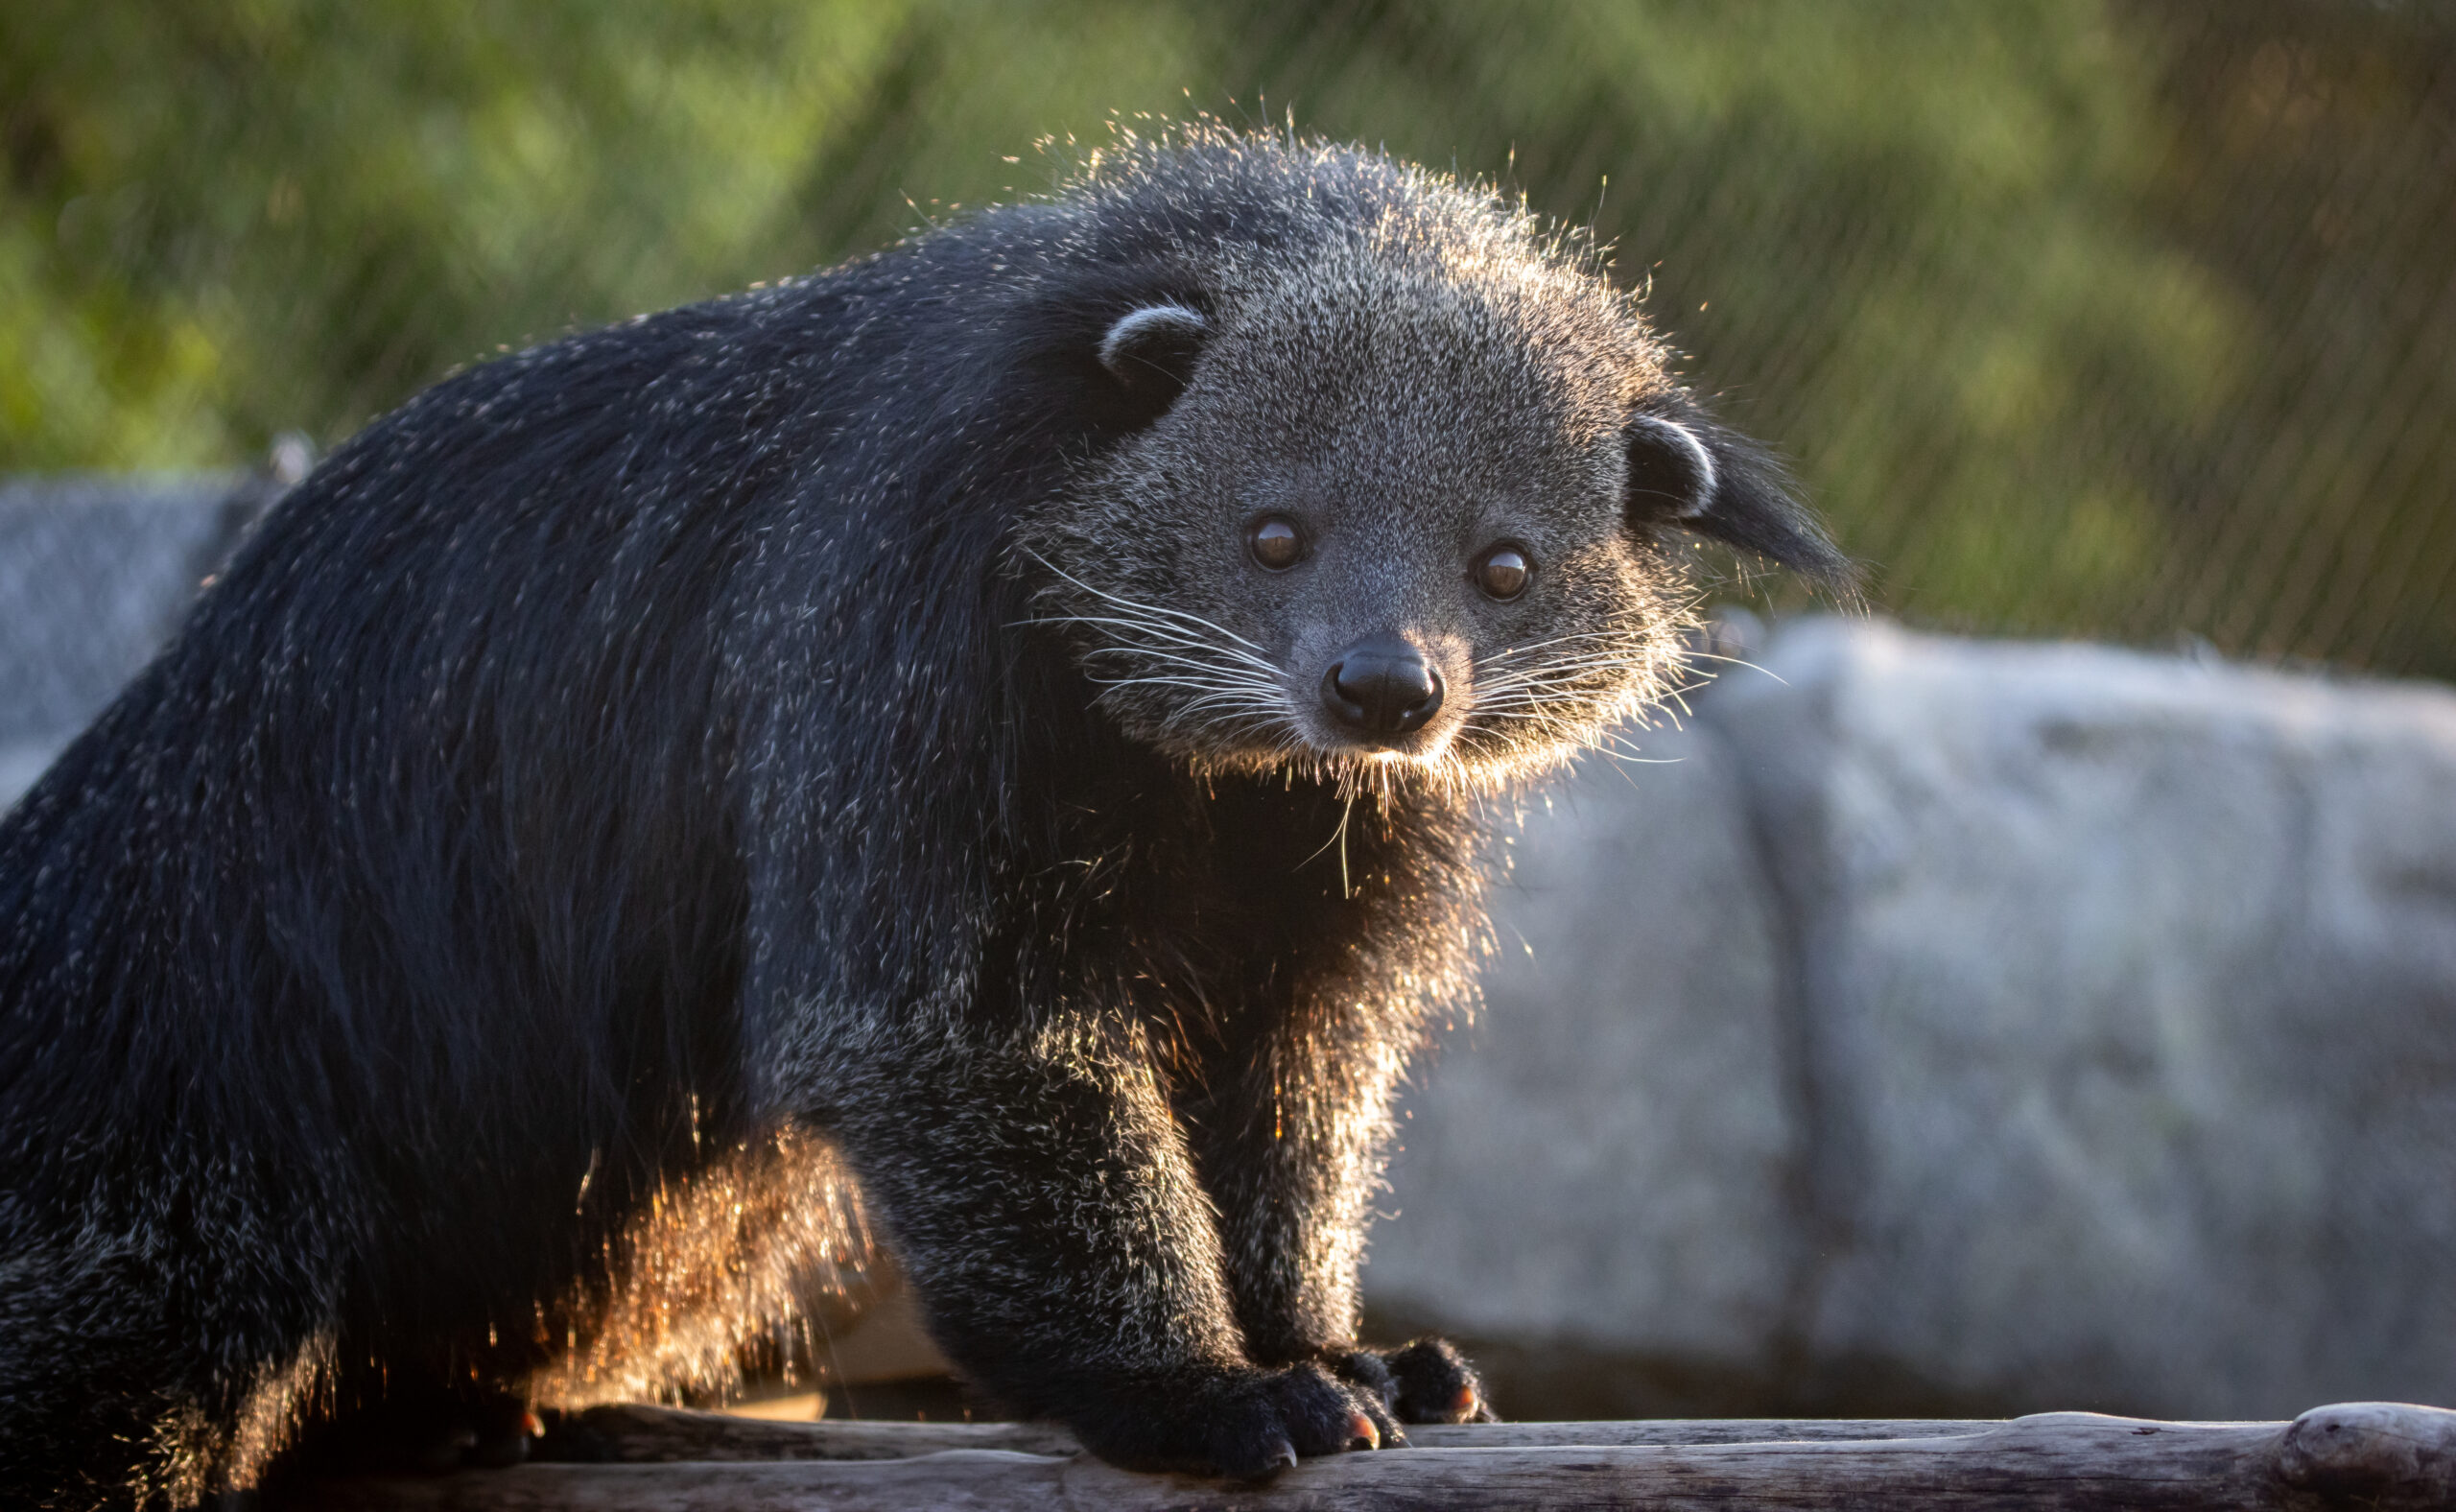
xmin=2 ymin=0 xmax=2450 ymax=674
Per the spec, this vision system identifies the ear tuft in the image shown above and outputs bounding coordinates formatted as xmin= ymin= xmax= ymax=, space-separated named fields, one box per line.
xmin=1626 ymin=414 xmax=1718 ymax=520
xmin=1098 ymin=304 xmax=1210 ymax=394
xmin=1626 ymin=399 xmax=1859 ymax=599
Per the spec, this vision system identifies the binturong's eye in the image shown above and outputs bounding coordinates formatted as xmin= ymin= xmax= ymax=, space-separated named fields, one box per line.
xmin=1475 ymin=544 xmax=1531 ymax=601
xmin=1248 ymin=514 xmax=1306 ymax=571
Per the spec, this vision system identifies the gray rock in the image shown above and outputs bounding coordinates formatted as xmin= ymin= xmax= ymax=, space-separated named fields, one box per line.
xmin=1369 ymin=617 xmax=2456 ymax=1419
xmin=1714 ymin=619 xmax=2456 ymax=1418
xmin=1367 ymin=713 xmax=1802 ymax=1373
xmin=0 ymin=474 xmax=268 ymax=806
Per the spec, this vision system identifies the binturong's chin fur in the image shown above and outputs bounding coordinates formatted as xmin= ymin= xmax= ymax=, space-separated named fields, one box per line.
xmin=0 ymin=126 xmax=1847 ymax=1505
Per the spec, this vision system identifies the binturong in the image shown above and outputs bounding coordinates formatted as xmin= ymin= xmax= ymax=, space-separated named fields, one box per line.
xmin=0 ymin=127 xmax=1848 ymax=1504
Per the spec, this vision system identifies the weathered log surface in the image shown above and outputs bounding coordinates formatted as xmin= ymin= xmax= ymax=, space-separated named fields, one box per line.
xmin=536 ymin=1403 xmax=2010 ymax=1459
xmin=542 ymin=1404 xmax=1085 ymax=1461
xmin=289 ymin=1400 xmax=2456 ymax=1509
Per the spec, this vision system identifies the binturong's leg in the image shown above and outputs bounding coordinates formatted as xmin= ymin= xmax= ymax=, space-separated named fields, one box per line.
xmin=0 ymin=1210 xmax=339 ymax=1509
xmin=1179 ymin=1017 xmax=1493 ymax=1429
xmin=815 ymin=1015 xmax=1390 ymax=1478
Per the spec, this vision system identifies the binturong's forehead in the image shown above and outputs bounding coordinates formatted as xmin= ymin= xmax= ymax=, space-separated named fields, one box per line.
xmin=1179 ymin=243 xmax=1665 ymax=526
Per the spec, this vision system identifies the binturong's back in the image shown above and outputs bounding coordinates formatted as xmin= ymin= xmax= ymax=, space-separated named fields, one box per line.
xmin=0 ymin=128 xmax=1846 ymax=1506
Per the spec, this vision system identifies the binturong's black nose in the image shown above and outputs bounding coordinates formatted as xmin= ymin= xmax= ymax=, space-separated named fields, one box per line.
xmin=1320 ymin=635 xmax=1445 ymax=740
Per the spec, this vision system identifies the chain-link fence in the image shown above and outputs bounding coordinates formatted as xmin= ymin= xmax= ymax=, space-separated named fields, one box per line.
xmin=6 ymin=0 xmax=2451 ymax=676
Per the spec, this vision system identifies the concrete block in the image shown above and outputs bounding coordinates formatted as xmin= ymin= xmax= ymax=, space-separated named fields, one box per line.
xmin=0 ymin=474 xmax=265 ymax=806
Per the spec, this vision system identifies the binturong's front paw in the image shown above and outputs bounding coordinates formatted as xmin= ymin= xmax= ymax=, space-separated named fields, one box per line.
xmin=1068 ymin=1361 xmax=1398 ymax=1479
xmin=1329 ymin=1335 xmax=1497 ymax=1425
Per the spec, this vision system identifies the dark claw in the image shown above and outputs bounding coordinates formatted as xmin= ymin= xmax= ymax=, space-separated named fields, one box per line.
xmin=1345 ymin=1408 xmax=1380 ymax=1451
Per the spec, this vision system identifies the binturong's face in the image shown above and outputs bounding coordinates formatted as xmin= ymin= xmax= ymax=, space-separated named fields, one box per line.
xmin=1020 ymin=240 xmax=1846 ymax=795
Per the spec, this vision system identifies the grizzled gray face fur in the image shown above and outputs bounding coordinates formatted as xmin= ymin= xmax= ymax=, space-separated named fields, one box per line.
xmin=1025 ymin=224 xmax=1701 ymax=793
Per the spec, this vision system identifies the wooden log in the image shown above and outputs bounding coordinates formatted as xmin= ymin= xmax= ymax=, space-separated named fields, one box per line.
xmin=534 ymin=1404 xmax=1084 ymax=1462
xmin=529 ymin=1403 xmax=2006 ymax=1460
xmin=291 ymin=1401 xmax=2456 ymax=1511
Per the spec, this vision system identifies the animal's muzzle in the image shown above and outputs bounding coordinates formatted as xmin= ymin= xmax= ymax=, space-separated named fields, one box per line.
xmin=1319 ymin=636 xmax=1444 ymax=740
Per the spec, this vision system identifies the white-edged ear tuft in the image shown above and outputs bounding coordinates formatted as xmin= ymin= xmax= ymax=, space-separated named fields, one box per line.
xmin=1627 ymin=413 xmax=1717 ymax=518
xmin=1632 ymin=403 xmax=1859 ymax=595
xmin=1098 ymin=304 xmax=1210 ymax=388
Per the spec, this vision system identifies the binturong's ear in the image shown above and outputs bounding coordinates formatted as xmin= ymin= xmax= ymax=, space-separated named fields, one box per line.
xmin=1098 ymin=303 xmax=1211 ymax=401
xmin=1626 ymin=399 xmax=1859 ymax=599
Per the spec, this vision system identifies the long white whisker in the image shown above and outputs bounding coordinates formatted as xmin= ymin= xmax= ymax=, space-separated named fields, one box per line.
xmin=1478 ymin=628 xmax=1657 ymax=664
xmin=1084 ymin=650 xmax=1283 ymax=683
xmin=1021 ymin=551 xmax=1271 ymax=654
xmin=1031 ymin=617 xmax=1285 ymax=676
xmin=1678 ymin=650 xmax=1789 ymax=684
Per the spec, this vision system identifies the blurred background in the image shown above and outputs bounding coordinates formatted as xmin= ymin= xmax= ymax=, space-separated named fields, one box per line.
xmin=4 ymin=0 xmax=2454 ymax=1428
xmin=5 ymin=0 xmax=2452 ymax=673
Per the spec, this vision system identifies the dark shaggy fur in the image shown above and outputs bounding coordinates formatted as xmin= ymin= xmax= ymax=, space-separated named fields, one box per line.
xmin=0 ymin=129 xmax=1845 ymax=1505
